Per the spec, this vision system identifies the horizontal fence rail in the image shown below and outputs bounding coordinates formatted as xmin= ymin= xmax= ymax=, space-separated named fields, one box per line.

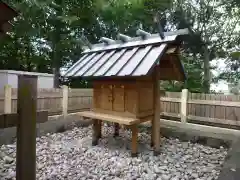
xmin=0 ymin=85 xmax=240 ymax=129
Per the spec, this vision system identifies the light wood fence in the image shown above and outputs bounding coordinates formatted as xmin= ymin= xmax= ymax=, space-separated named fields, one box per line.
xmin=161 ymin=89 xmax=240 ymax=128
xmin=0 ymin=85 xmax=93 ymax=116
xmin=1 ymin=85 xmax=240 ymax=129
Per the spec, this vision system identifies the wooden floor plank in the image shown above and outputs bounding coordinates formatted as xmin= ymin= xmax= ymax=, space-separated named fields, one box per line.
xmin=78 ymin=111 xmax=140 ymax=125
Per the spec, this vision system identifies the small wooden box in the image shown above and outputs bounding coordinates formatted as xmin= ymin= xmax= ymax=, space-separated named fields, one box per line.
xmin=93 ymin=77 xmax=154 ymax=119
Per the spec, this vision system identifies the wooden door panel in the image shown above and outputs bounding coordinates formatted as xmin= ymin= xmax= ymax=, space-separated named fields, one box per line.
xmin=139 ymin=87 xmax=153 ymax=112
xmin=93 ymin=88 xmax=101 ymax=109
xmin=113 ymin=85 xmax=125 ymax=112
xmin=125 ymin=88 xmax=137 ymax=114
xmin=101 ymin=84 xmax=113 ymax=110
xmin=93 ymin=82 xmax=101 ymax=109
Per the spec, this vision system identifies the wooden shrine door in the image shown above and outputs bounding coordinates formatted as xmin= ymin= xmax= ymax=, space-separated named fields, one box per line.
xmin=101 ymin=84 xmax=113 ymax=111
xmin=112 ymin=84 xmax=125 ymax=112
xmin=93 ymin=81 xmax=126 ymax=113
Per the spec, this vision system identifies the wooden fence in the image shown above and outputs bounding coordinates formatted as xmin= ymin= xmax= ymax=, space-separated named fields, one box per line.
xmin=0 ymin=85 xmax=93 ymax=116
xmin=161 ymin=90 xmax=240 ymax=129
xmin=1 ymin=85 xmax=240 ymax=129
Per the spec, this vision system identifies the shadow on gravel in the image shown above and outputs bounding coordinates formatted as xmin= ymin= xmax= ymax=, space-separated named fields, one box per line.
xmin=217 ymin=139 xmax=240 ymax=180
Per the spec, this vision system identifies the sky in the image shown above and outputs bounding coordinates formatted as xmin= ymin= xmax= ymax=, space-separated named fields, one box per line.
xmin=210 ymin=59 xmax=229 ymax=93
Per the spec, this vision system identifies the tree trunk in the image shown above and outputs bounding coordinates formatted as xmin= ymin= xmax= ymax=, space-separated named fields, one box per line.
xmin=52 ymin=1 xmax=63 ymax=88
xmin=53 ymin=67 xmax=60 ymax=88
xmin=203 ymin=45 xmax=210 ymax=93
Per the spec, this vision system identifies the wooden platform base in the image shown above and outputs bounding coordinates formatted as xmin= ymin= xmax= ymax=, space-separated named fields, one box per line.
xmin=79 ymin=111 xmax=159 ymax=157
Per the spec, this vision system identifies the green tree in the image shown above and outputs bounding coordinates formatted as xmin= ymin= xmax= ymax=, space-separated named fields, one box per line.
xmin=168 ymin=0 xmax=239 ymax=92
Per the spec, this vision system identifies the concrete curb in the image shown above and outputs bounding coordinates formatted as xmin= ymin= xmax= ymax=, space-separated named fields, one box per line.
xmin=0 ymin=113 xmax=92 ymax=145
xmin=159 ymin=119 xmax=240 ymax=143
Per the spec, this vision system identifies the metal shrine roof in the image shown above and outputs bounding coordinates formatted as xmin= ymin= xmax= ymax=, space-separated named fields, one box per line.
xmin=64 ymin=29 xmax=188 ymax=78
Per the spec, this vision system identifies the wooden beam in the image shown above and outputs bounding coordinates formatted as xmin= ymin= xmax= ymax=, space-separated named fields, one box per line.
xmin=92 ymin=119 xmax=100 ymax=146
xmin=4 ymin=84 xmax=11 ymax=114
xmin=78 ymin=111 xmax=140 ymax=125
xmin=180 ymin=89 xmax=188 ymax=123
xmin=160 ymin=97 xmax=240 ymax=107
xmin=62 ymin=85 xmax=68 ymax=117
xmin=97 ymin=120 xmax=102 ymax=138
xmin=151 ymin=117 xmax=155 ymax=147
xmin=114 ymin=123 xmax=120 ymax=137
xmin=130 ymin=124 xmax=138 ymax=157
xmin=161 ymin=112 xmax=240 ymax=128
xmin=16 ymin=75 xmax=37 ymax=180
xmin=0 ymin=111 xmax=48 ymax=129
xmin=153 ymin=68 xmax=160 ymax=155
xmin=0 ymin=114 xmax=4 ymax=128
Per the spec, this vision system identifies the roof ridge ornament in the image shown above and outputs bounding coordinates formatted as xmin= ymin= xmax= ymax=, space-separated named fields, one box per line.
xmin=100 ymin=37 xmax=115 ymax=45
xmin=117 ymin=33 xmax=131 ymax=42
xmin=136 ymin=29 xmax=151 ymax=39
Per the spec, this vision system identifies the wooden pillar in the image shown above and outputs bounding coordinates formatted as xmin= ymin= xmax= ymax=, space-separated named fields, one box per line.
xmin=92 ymin=120 xmax=101 ymax=145
xmin=98 ymin=120 xmax=102 ymax=138
xmin=151 ymin=118 xmax=155 ymax=147
xmin=131 ymin=124 xmax=138 ymax=157
xmin=113 ymin=123 xmax=120 ymax=137
xmin=16 ymin=75 xmax=37 ymax=180
xmin=62 ymin=85 xmax=68 ymax=117
xmin=153 ymin=68 xmax=160 ymax=156
xmin=4 ymin=85 xmax=12 ymax=114
xmin=181 ymin=89 xmax=188 ymax=123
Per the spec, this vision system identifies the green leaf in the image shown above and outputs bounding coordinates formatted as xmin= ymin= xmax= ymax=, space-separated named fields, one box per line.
xmin=231 ymin=51 xmax=240 ymax=58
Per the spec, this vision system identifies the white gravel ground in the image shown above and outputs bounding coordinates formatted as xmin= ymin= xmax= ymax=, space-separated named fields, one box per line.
xmin=0 ymin=125 xmax=227 ymax=180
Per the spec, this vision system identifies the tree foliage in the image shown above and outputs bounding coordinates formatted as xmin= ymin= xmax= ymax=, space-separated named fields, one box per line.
xmin=0 ymin=0 xmax=239 ymax=91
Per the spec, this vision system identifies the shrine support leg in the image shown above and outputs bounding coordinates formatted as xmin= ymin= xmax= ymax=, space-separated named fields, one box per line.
xmin=131 ymin=124 xmax=138 ymax=157
xmin=152 ymin=67 xmax=161 ymax=156
xmin=151 ymin=117 xmax=155 ymax=147
xmin=92 ymin=119 xmax=102 ymax=146
xmin=153 ymin=117 xmax=160 ymax=156
xmin=97 ymin=120 xmax=102 ymax=138
xmin=113 ymin=123 xmax=120 ymax=137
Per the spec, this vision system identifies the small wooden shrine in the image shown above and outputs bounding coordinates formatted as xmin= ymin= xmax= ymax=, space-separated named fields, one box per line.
xmin=64 ymin=29 xmax=187 ymax=157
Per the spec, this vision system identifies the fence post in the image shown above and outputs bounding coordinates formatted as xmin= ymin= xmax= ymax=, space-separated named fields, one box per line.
xmin=16 ymin=75 xmax=37 ymax=180
xmin=62 ymin=85 xmax=68 ymax=117
xmin=4 ymin=85 xmax=12 ymax=114
xmin=180 ymin=89 xmax=188 ymax=123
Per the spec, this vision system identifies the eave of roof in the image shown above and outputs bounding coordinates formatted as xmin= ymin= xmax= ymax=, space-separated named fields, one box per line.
xmin=0 ymin=1 xmax=18 ymax=37
xmin=0 ymin=1 xmax=18 ymax=22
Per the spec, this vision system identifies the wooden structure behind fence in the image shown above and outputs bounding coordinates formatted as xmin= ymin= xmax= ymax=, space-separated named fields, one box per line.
xmin=1 ymin=86 xmax=240 ymax=129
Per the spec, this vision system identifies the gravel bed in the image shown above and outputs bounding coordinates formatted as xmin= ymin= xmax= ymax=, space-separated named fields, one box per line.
xmin=0 ymin=125 xmax=228 ymax=180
